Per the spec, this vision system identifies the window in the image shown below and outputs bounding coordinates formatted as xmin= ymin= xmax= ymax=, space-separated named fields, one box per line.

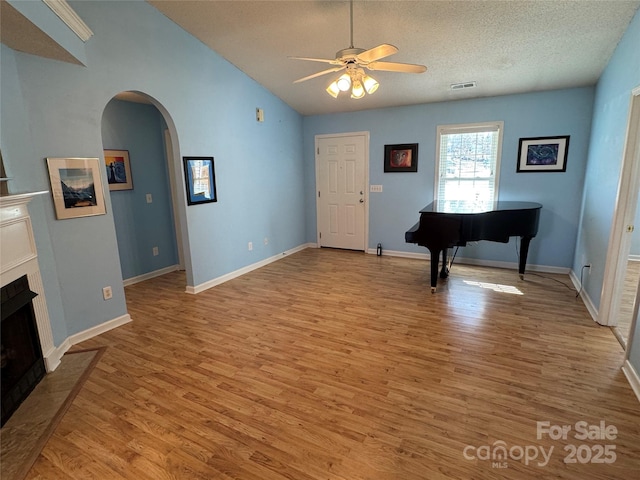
xmin=190 ymin=160 xmax=211 ymax=197
xmin=435 ymin=121 xmax=503 ymax=204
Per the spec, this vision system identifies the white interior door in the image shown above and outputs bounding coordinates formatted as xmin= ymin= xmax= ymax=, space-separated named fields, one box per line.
xmin=316 ymin=133 xmax=368 ymax=251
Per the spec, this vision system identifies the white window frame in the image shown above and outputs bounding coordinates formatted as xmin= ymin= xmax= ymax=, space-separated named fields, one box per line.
xmin=434 ymin=121 xmax=504 ymax=203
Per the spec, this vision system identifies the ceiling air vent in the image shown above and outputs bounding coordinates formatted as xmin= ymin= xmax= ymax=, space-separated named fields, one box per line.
xmin=450 ymin=81 xmax=477 ymax=91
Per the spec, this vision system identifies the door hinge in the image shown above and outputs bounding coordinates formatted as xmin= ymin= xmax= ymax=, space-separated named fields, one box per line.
xmin=318 ymin=191 xmax=321 ymax=198
xmin=317 ymin=147 xmax=320 ymax=155
xmin=319 ymin=232 xmax=322 ymax=239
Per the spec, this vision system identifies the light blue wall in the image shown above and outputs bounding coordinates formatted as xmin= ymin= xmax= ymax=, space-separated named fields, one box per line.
xmin=0 ymin=45 xmax=69 ymax=345
xmin=101 ymin=99 xmax=179 ymax=280
xmin=0 ymin=1 xmax=304 ymax=342
xmin=576 ymin=8 xmax=640 ymax=370
xmin=303 ymin=88 xmax=594 ymax=268
xmin=574 ymin=9 xmax=640 ymax=309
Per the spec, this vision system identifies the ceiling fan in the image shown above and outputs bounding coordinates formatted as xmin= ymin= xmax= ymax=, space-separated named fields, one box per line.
xmin=290 ymin=0 xmax=427 ymax=99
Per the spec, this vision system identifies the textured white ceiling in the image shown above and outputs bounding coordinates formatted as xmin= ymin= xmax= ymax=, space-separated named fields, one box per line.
xmin=148 ymin=0 xmax=640 ymax=116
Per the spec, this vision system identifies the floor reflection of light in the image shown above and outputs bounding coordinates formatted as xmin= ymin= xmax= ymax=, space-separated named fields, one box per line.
xmin=463 ymin=280 xmax=523 ymax=295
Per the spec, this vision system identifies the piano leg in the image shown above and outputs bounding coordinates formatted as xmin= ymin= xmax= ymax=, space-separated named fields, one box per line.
xmin=519 ymin=235 xmax=534 ymax=279
xmin=440 ymin=249 xmax=449 ymax=279
xmin=429 ymin=249 xmax=440 ymax=293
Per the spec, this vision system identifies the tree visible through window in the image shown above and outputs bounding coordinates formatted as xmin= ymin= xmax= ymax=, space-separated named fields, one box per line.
xmin=435 ymin=122 xmax=503 ymax=204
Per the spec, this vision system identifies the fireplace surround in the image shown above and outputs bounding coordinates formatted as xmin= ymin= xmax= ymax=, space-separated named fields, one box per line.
xmin=0 ymin=193 xmax=56 ymax=376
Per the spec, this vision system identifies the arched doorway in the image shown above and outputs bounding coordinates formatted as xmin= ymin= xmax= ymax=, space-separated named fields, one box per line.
xmin=101 ymin=91 xmax=187 ymax=288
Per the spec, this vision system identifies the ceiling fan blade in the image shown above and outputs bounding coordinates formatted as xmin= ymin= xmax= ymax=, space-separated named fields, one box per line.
xmin=289 ymin=56 xmax=338 ymax=64
xmin=367 ymin=61 xmax=427 ymax=74
xmin=293 ymin=66 xmax=345 ymax=84
xmin=356 ymin=44 xmax=398 ymax=63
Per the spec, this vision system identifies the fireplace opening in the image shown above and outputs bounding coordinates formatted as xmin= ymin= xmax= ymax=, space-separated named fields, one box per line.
xmin=1 ymin=275 xmax=45 ymax=427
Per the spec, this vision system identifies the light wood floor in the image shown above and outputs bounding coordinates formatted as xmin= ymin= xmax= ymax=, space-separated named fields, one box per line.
xmin=25 ymin=249 xmax=640 ymax=479
xmin=617 ymin=260 xmax=640 ymax=345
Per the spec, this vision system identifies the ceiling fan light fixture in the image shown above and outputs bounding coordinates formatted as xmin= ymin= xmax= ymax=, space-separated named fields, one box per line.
xmin=291 ymin=0 xmax=426 ymax=100
xmin=351 ymin=80 xmax=365 ymax=99
xmin=326 ymin=81 xmax=340 ymax=98
xmin=336 ymin=73 xmax=352 ymax=91
xmin=363 ymin=75 xmax=379 ymax=94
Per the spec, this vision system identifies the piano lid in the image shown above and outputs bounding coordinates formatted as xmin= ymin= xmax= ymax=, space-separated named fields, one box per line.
xmin=420 ymin=200 xmax=542 ymax=214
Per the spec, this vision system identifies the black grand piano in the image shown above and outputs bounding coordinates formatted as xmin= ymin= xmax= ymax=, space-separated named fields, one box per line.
xmin=405 ymin=200 xmax=542 ymax=292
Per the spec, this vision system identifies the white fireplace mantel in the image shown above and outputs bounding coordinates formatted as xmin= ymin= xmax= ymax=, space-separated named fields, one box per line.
xmin=1 ymin=191 xmax=59 ymax=371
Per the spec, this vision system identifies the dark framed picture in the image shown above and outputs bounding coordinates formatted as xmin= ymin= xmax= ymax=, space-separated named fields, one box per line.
xmin=384 ymin=143 xmax=418 ymax=172
xmin=517 ymin=136 xmax=570 ymax=172
xmin=104 ymin=149 xmax=133 ymax=191
xmin=46 ymin=157 xmax=107 ymax=220
xmin=183 ymin=156 xmax=217 ymax=205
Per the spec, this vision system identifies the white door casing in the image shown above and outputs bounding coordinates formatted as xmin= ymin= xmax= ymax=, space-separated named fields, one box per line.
xmin=164 ymin=129 xmax=185 ymax=270
xmin=315 ymin=132 xmax=369 ymax=251
xmin=599 ymin=86 xmax=640 ymax=330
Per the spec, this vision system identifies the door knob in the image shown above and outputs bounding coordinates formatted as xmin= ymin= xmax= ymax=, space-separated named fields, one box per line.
xmin=359 ymin=199 xmax=364 ymax=203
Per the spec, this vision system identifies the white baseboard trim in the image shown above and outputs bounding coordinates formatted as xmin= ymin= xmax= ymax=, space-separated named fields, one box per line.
xmin=67 ymin=314 xmax=132 ymax=345
xmin=123 ymin=265 xmax=180 ymax=286
xmin=44 ymin=340 xmax=70 ymax=372
xmin=629 ymin=255 xmax=640 ymax=262
xmin=366 ymin=248 xmax=570 ymax=274
xmin=45 ymin=313 xmax=132 ymax=371
xmin=622 ymin=360 xmax=640 ymax=402
xmin=366 ymin=248 xmax=428 ymax=260
xmin=569 ymin=269 xmax=599 ymax=322
xmin=187 ymin=243 xmax=315 ymax=294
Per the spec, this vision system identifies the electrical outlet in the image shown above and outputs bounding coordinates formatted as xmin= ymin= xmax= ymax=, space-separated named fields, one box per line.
xmin=102 ymin=286 xmax=113 ymax=300
xmin=146 ymin=193 xmax=153 ymax=203
xmin=153 ymin=246 xmax=159 ymax=256
xmin=264 ymin=237 xmax=268 ymax=245
xmin=370 ymin=185 xmax=383 ymax=192
xmin=248 ymin=242 xmax=253 ymax=251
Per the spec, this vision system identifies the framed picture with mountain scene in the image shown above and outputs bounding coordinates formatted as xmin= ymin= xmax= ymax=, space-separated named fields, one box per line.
xmin=104 ymin=149 xmax=133 ymax=190
xmin=46 ymin=157 xmax=107 ymax=220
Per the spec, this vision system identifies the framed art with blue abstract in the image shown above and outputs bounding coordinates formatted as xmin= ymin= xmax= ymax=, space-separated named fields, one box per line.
xmin=517 ymin=136 xmax=570 ymax=172
xmin=183 ymin=156 xmax=217 ymax=205
xmin=104 ymin=149 xmax=133 ymax=190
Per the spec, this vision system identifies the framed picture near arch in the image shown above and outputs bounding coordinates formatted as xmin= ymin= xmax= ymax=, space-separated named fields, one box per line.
xmin=183 ymin=156 xmax=217 ymax=205
xmin=46 ymin=157 xmax=107 ymax=220
xmin=104 ymin=149 xmax=133 ymax=190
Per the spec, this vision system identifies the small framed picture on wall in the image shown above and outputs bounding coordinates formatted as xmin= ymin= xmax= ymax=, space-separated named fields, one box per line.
xmin=183 ymin=156 xmax=217 ymax=205
xmin=384 ymin=144 xmax=418 ymax=172
xmin=104 ymin=149 xmax=133 ymax=190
